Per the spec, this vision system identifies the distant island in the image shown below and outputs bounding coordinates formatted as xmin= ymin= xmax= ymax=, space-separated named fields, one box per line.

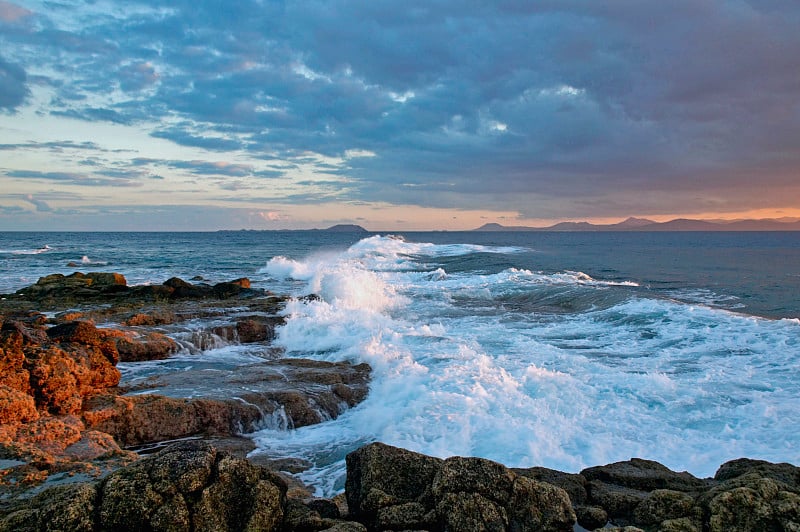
xmin=320 ymin=224 xmax=369 ymax=233
xmin=218 ymin=224 xmax=369 ymax=233
xmin=474 ymin=217 xmax=800 ymax=232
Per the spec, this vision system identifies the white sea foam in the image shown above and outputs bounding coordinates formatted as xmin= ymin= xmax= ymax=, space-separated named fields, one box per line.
xmin=248 ymin=235 xmax=800 ymax=496
xmin=1 ymin=245 xmax=53 ymax=255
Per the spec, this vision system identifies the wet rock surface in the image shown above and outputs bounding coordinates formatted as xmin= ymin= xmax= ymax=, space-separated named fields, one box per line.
xmin=5 ymin=272 xmax=264 ymax=308
xmin=1 ymin=440 xmax=799 ymax=531
xmin=2 ymin=274 xmax=798 ymax=531
xmin=0 ymin=441 xmax=286 ymax=532
xmin=0 ymin=273 xmax=371 ymax=507
xmin=83 ymin=358 xmax=371 ymax=446
xmin=346 ymin=442 xmax=576 ymax=532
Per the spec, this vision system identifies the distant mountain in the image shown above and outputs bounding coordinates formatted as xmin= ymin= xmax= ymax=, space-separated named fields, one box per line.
xmin=475 ymin=223 xmax=538 ymax=231
xmin=323 ymin=224 xmax=369 ymax=232
xmin=547 ymin=221 xmax=597 ymax=231
xmin=615 ymin=217 xmax=657 ymax=228
xmin=473 ymin=218 xmax=800 ymax=232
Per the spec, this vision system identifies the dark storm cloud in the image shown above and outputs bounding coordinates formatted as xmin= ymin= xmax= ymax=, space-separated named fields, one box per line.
xmin=3 ymin=0 xmax=800 ymax=216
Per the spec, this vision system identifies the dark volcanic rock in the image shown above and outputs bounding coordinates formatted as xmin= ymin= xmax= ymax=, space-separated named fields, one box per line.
xmin=579 ymin=458 xmax=709 ymax=526
xmin=346 ymin=442 xmax=442 ymax=519
xmin=514 ymin=465 xmax=589 ymax=505
xmin=697 ymin=460 xmax=800 ymax=532
xmin=581 ymin=458 xmax=708 ymax=493
xmin=345 ymin=442 xmax=575 ymax=532
xmin=1 ymin=437 xmax=798 ymax=532
xmin=585 ymin=480 xmax=649 ymax=523
xmin=0 ymin=441 xmax=287 ymax=532
xmin=161 ymin=276 xmax=262 ymax=300
xmin=12 ymin=272 xmax=128 ymax=304
xmin=633 ymin=489 xmax=697 ymax=527
xmin=714 ymin=458 xmax=800 ymax=489
xmin=5 ymin=272 xmax=269 ymax=309
xmin=0 ymin=482 xmax=99 ymax=532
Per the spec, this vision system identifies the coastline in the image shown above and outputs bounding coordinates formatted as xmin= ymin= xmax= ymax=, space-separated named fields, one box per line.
xmin=1 ymin=271 xmax=799 ymax=530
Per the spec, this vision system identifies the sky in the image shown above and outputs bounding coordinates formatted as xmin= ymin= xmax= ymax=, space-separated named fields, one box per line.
xmin=1 ymin=0 xmax=800 ymax=231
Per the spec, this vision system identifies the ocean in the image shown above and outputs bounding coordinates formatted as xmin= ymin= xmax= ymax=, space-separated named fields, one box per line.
xmin=2 ymin=231 xmax=799 ymax=495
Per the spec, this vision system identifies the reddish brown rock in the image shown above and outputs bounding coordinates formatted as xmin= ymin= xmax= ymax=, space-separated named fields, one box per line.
xmin=82 ymin=393 xmax=263 ymax=446
xmin=229 ymin=278 xmax=251 ymax=289
xmin=0 ymin=320 xmax=123 ymax=417
xmin=1 ymin=314 xmax=48 ymax=346
xmin=62 ymin=430 xmax=128 ymax=462
xmin=123 ymin=310 xmax=178 ymax=326
xmin=210 ymin=316 xmax=283 ymax=344
xmin=85 ymin=272 xmax=127 ymax=288
xmin=0 ymin=385 xmax=39 ymax=427
xmin=26 ymin=342 xmax=121 ymax=415
xmin=27 ymin=346 xmax=84 ymax=415
xmin=0 ymin=331 xmax=31 ymax=393
xmin=82 ymin=359 xmax=371 ymax=446
xmin=12 ymin=415 xmax=85 ymax=458
xmin=46 ymin=321 xmax=103 ymax=346
xmin=111 ymin=331 xmax=178 ymax=362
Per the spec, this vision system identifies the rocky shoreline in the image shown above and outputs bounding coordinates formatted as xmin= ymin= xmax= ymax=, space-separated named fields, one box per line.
xmin=1 ymin=272 xmax=798 ymax=531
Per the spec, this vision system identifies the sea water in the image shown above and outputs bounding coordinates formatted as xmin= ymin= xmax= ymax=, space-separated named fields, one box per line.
xmin=2 ymin=231 xmax=799 ymax=495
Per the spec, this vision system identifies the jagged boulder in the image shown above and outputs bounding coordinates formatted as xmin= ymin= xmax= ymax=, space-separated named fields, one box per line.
xmin=345 ymin=442 xmax=575 ymax=531
xmin=0 ymin=320 xmax=120 ymax=417
xmin=0 ymin=482 xmax=98 ymax=532
xmin=714 ymin=458 xmax=800 ymax=488
xmin=582 ymin=458 xmax=709 ymax=493
xmin=13 ymin=272 xmax=128 ymax=303
xmin=697 ymin=460 xmax=800 ymax=532
xmin=162 ymin=277 xmax=260 ymax=300
xmin=83 ymin=358 xmax=371 ymax=446
xmin=111 ymin=330 xmax=178 ymax=361
xmin=81 ymin=393 xmax=264 ymax=446
xmin=0 ymin=385 xmax=39 ymax=427
xmin=0 ymin=441 xmax=287 ymax=532
xmin=211 ymin=315 xmax=284 ymax=343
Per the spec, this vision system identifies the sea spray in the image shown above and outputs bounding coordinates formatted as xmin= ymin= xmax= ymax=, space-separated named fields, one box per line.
xmin=249 ymin=235 xmax=800 ymax=496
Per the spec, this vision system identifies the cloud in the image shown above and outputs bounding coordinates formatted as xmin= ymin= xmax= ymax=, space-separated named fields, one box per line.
xmin=118 ymin=61 xmax=159 ymax=92
xmin=0 ymin=204 xmax=299 ymax=231
xmin=0 ymin=140 xmax=104 ymax=151
xmin=150 ymin=127 xmax=244 ymax=151
xmin=0 ymin=1 xmax=30 ymax=22
xmin=258 ymin=211 xmax=289 ymax=221
xmin=5 ymin=170 xmax=143 ymax=187
xmin=132 ymin=158 xmax=256 ymax=177
xmin=2 ymin=0 xmax=800 ymax=221
xmin=51 ymin=108 xmax=133 ymax=125
xmin=0 ymin=55 xmax=28 ymax=110
xmin=24 ymin=194 xmax=52 ymax=212
xmin=0 ymin=205 xmax=26 ymax=214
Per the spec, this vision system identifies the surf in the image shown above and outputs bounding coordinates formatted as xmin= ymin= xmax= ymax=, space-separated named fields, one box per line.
xmin=250 ymin=235 xmax=800 ymax=496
